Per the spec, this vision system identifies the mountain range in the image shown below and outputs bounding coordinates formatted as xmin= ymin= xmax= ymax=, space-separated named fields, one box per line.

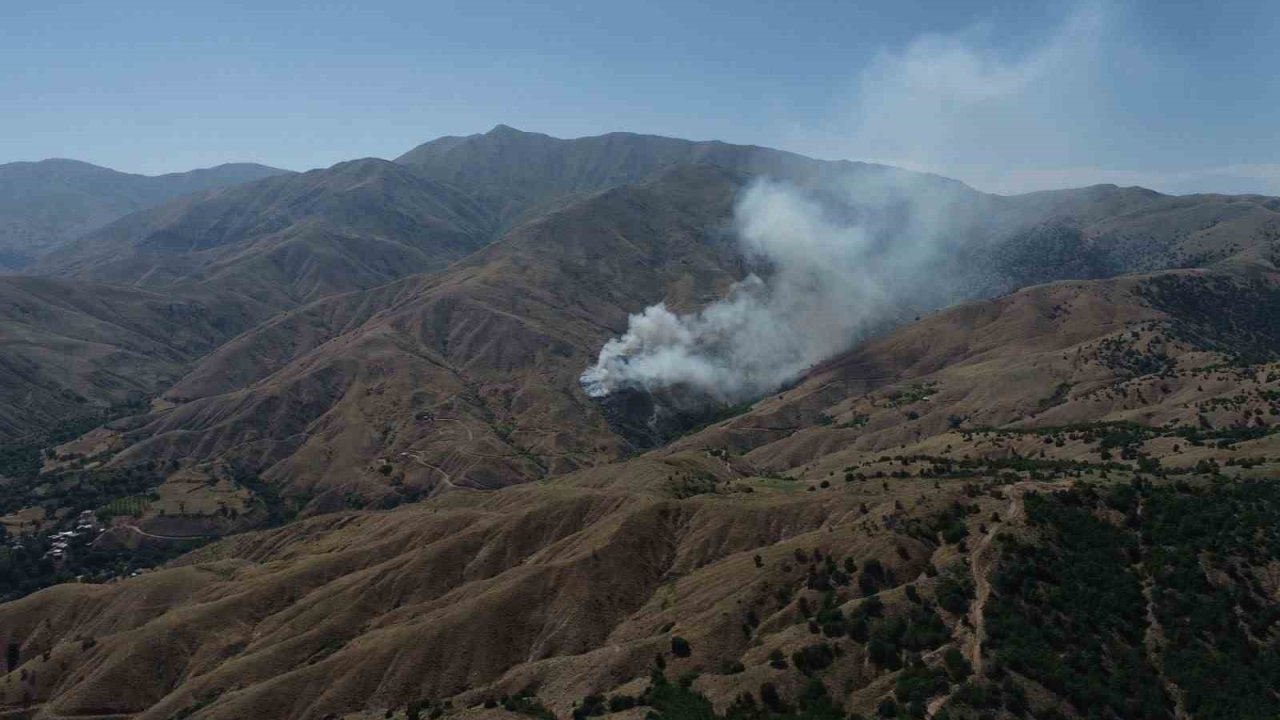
xmin=1 ymin=126 xmax=1279 ymax=719
xmin=0 ymin=159 xmax=288 ymax=270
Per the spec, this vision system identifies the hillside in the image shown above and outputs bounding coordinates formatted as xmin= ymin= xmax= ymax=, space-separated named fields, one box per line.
xmin=34 ymin=162 xmax=1279 ymax=516
xmin=0 ymin=276 xmax=266 ymax=441
xmin=672 ymin=265 xmax=1280 ymax=483
xmin=0 ymin=159 xmax=287 ymax=269
xmin=56 ymin=164 xmax=753 ymax=509
xmin=40 ymin=158 xmax=498 ymax=307
xmin=399 ymin=126 xmax=1280 ymax=284
xmin=982 ymin=187 xmax=1280 ymax=288
xmin=21 ymin=129 xmax=1280 ymax=518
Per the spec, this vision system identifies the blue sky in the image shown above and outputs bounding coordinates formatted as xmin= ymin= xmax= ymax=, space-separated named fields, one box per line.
xmin=4 ymin=0 xmax=1279 ymax=194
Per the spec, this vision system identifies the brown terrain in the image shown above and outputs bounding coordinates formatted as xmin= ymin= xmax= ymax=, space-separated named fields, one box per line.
xmin=1 ymin=127 xmax=1280 ymax=719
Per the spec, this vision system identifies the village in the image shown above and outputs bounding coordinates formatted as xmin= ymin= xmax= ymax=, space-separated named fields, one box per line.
xmin=40 ymin=509 xmax=102 ymax=561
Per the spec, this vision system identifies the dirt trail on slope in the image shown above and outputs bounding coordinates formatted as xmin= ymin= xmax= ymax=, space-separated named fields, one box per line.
xmin=1136 ymin=496 xmax=1190 ymax=720
xmin=408 ymin=450 xmax=458 ymax=491
xmin=926 ymin=480 xmax=1065 ymax=718
xmin=966 ymin=481 xmax=1064 ymax=677
xmin=118 ymin=524 xmax=213 ymax=541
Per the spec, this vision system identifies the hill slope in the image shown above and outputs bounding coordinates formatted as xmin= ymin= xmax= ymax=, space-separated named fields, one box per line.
xmin=0 ymin=159 xmax=287 ymax=269
xmin=40 ymin=159 xmax=497 ymax=307
xmin=0 ymin=276 xmax=266 ymax=441
xmin=63 ymin=165 xmax=752 ymax=506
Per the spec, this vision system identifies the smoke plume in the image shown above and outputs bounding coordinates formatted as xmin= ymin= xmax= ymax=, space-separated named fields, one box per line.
xmin=581 ymin=2 xmax=1113 ymax=404
xmin=581 ymin=173 xmax=973 ymax=402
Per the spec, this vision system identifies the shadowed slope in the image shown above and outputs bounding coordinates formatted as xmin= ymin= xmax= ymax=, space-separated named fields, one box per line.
xmin=0 ymin=159 xmax=287 ymax=269
xmin=41 ymin=159 xmax=498 ymax=307
xmin=0 ymin=276 xmax=268 ymax=440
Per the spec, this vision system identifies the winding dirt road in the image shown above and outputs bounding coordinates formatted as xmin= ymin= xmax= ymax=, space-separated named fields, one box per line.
xmin=927 ymin=480 xmax=1067 ymax=718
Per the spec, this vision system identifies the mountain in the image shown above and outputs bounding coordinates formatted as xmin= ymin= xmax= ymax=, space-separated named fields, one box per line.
xmin=40 ymin=158 xmax=497 ymax=307
xmin=10 ymin=127 xmax=1280 ymax=501
xmin=0 ymin=159 xmax=288 ymax=269
xmin=0 ymin=276 xmax=270 ymax=442
xmin=984 ymin=186 xmax=1280 ymax=283
xmin=5 ymin=158 xmax=499 ymax=447
xmin=397 ymin=124 xmax=975 ymax=229
xmin=40 ymin=159 xmax=1277 ymax=512
xmin=4 ymin=127 xmax=1280 ymax=719
xmin=59 ymin=164 xmax=752 ymax=509
xmin=404 ymin=126 xmax=1280 ymax=295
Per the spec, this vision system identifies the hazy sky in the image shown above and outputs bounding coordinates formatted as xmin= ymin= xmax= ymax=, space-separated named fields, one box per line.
xmin=5 ymin=0 xmax=1279 ymax=194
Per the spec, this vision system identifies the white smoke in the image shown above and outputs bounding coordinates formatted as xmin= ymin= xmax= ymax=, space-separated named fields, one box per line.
xmin=581 ymin=2 xmax=1114 ymax=403
xmin=581 ymin=174 xmax=970 ymax=402
xmin=797 ymin=1 xmax=1113 ymax=193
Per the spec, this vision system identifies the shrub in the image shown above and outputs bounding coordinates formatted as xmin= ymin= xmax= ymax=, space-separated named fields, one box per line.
xmin=768 ymin=649 xmax=787 ymax=669
xmin=572 ymin=694 xmax=606 ymax=720
xmin=943 ymin=647 xmax=972 ymax=681
xmin=671 ymin=636 xmax=692 ymax=658
xmin=791 ymin=643 xmax=835 ymax=674
xmin=607 ymin=695 xmax=637 ymax=712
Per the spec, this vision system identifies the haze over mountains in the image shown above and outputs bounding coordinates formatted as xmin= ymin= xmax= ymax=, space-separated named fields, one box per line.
xmin=2 ymin=126 xmax=1280 ymax=719
xmin=0 ymin=159 xmax=288 ymax=270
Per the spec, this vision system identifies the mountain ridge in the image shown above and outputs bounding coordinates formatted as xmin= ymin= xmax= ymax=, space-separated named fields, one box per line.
xmin=0 ymin=158 xmax=290 ymax=269
xmin=38 ymin=157 xmax=498 ymax=307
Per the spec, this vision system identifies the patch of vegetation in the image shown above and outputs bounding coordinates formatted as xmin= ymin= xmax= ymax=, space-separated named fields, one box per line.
xmin=228 ymin=462 xmax=300 ymax=528
xmin=893 ymin=659 xmax=950 ymax=712
xmin=0 ymin=535 xmax=206 ymax=602
xmin=96 ymin=494 xmax=154 ymax=521
xmin=0 ymin=409 xmax=135 ymax=485
xmin=670 ymin=472 xmax=721 ymax=499
xmin=838 ymin=413 xmax=870 ymax=429
xmin=866 ymin=604 xmax=950 ymax=671
xmin=0 ymin=462 xmax=165 ymax=522
xmin=1036 ymin=382 xmax=1072 ymax=411
xmin=1093 ymin=332 xmax=1174 ymax=377
xmin=1141 ymin=480 xmax=1280 ymax=718
xmin=1138 ymin=274 xmax=1280 ymax=365
xmin=934 ymin=570 xmax=973 ymax=616
xmin=638 ymin=669 xmax=847 ymax=720
xmin=501 ymin=687 xmax=555 ymax=720
xmin=884 ymin=383 xmax=937 ymax=408
xmin=985 ymin=486 xmax=1168 ymax=718
xmin=981 ymin=479 xmax=1280 ymax=719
